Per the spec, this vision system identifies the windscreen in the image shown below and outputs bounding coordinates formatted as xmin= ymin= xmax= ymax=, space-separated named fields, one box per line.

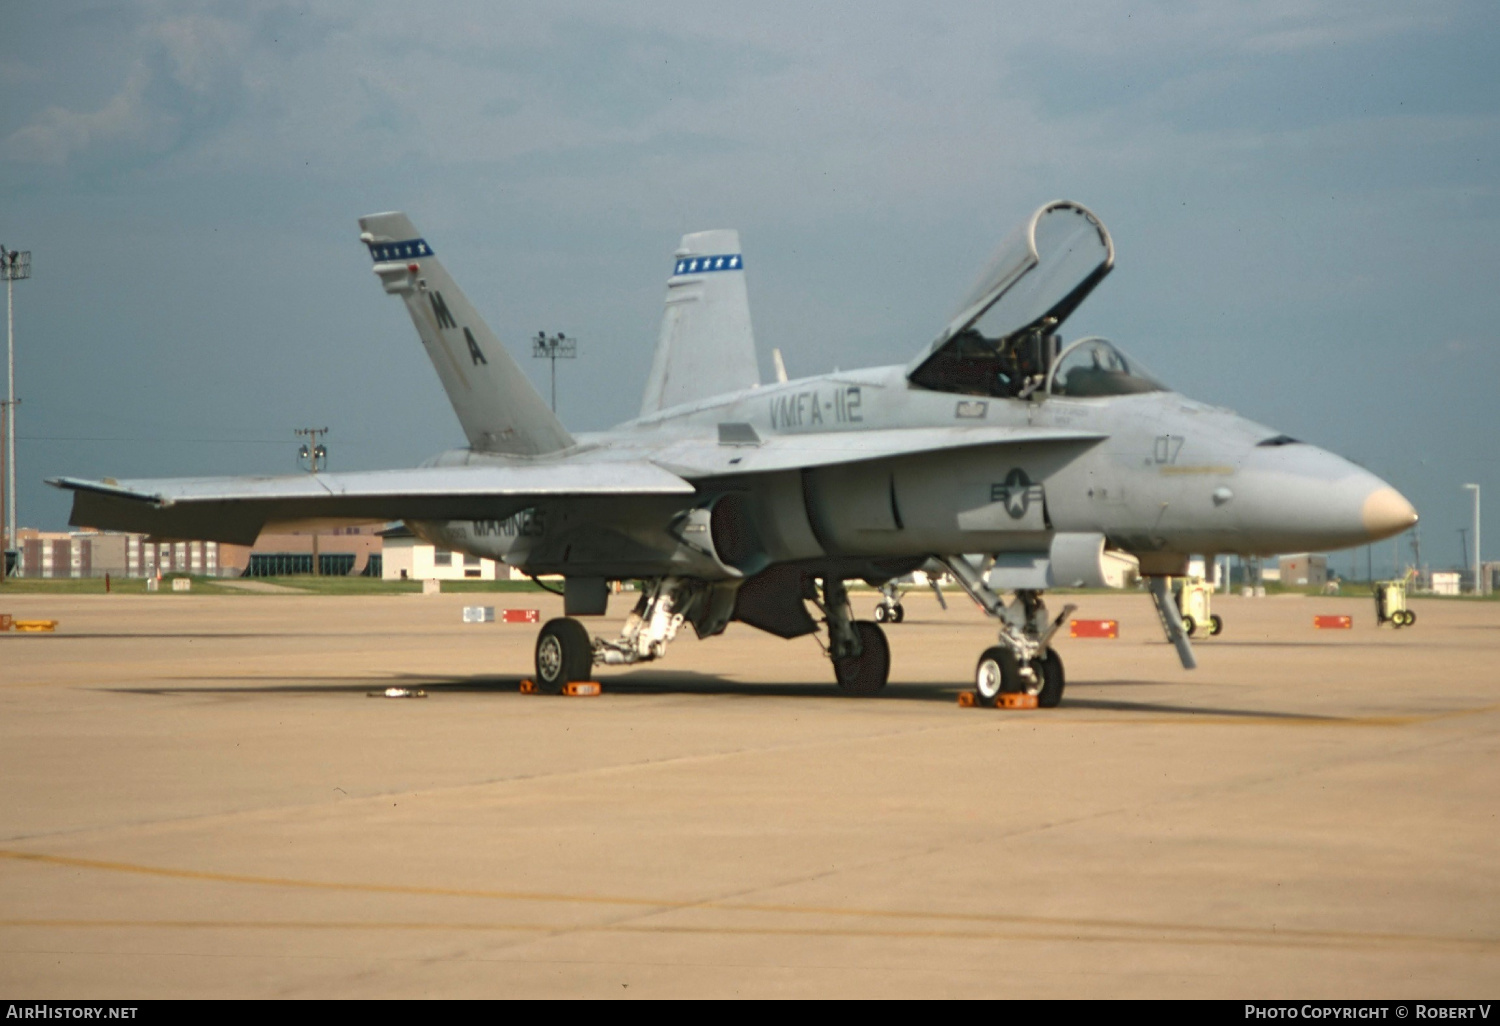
xmin=1048 ymin=338 xmax=1166 ymax=397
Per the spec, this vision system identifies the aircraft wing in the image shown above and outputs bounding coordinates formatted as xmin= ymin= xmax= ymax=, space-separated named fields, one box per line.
xmin=649 ymin=426 xmax=1105 ymax=479
xmin=50 ymin=461 xmax=695 ymax=544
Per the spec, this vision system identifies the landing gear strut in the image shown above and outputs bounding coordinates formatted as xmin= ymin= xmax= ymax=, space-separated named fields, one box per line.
xmin=811 ymin=576 xmax=890 ymax=696
xmin=942 ymin=556 xmax=1074 ymax=708
xmin=532 ymin=576 xmax=731 ymax=687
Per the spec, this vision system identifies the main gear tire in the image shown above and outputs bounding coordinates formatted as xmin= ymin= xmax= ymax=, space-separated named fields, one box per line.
xmin=535 ymin=618 xmax=593 ymax=694
xmin=834 ymin=621 xmax=890 ymax=696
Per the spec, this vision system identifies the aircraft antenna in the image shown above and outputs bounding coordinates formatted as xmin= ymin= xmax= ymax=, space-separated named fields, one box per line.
xmin=532 ymin=331 xmax=577 ymax=413
xmin=1 ymin=246 xmax=30 ymax=567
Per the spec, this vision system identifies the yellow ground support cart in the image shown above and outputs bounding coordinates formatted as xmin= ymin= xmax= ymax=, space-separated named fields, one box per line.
xmin=1375 ymin=570 xmax=1417 ymax=628
xmin=1173 ymin=576 xmax=1222 ymax=638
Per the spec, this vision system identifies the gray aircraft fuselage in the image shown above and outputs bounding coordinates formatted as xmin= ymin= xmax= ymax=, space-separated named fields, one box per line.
xmin=410 ymin=360 xmax=1411 ymax=583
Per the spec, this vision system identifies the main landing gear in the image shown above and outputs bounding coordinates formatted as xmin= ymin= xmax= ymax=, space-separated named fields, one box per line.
xmin=941 ymin=557 xmax=1075 ymax=708
xmin=533 ymin=617 xmax=594 ymax=692
xmin=531 ymin=573 xmax=893 ymax=697
xmin=530 ymin=574 xmax=895 ymax=697
xmin=532 ymin=576 xmax=717 ymax=692
xmin=810 ymin=576 xmax=889 ymax=695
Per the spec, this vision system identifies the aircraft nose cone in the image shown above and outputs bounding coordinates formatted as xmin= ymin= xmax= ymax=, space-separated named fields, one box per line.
xmin=1361 ymin=486 xmax=1418 ymax=541
xmin=1235 ymin=445 xmax=1418 ymax=552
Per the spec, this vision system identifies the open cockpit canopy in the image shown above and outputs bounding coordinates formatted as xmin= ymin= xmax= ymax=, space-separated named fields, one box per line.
xmin=908 ymin=201 xmax=1114 ymax=399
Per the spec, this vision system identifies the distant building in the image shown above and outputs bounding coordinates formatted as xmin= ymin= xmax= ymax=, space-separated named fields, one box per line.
xmin=1432 ymin=572 xmax=1461 ymax=596
xmin=222 ymin=525 xmax=385 ymax=578
xmin=1278 ymin=553 xmax=1328 ymax=588
xmin=16 ymin=528 xmax=222 ymax=578
xmin=16 ymin=524 xmax=383 ymax=578
xmin=378 ymin=525 xmax=523 ymax=581
xmin=10 ymin=522 xmax=528 ymax=580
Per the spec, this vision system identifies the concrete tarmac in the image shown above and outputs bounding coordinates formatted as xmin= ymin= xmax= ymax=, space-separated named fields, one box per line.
xmin=0 ymin=588 xmax=1496 ymax=998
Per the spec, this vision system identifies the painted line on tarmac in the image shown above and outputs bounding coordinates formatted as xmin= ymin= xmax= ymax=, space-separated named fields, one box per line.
xmin=0 ymin=916 xmax=1494 ymax=953
xmin=1065 ymin=701 xmax=1500 ymax=728
xmin=2 ymin=850 xmax=1495 ymax=954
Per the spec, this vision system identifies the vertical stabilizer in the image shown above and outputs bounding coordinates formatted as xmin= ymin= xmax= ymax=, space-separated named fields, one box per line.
xmin=640 ymin=230 xmax=760 ymax=416
xmin=359 ymin=213 xmax=573 ymax=456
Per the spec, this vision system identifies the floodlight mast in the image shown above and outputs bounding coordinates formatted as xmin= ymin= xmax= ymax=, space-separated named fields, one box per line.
xmin=1464 ymin=483 xmax=1482 ymax=595
xmin=1 ymin=246 xmax=29 ymax=564
xmin=0 ymin=399 xmax=14 ymax=582
xmin=296 ymin=427 xmax=329 ymax=576
xmin=531 ymin=331 xmax=577 ymax=413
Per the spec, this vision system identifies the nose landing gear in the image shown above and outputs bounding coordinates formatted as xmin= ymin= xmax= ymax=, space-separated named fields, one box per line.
xmin=873 ymin=580 xmax=906 ymax=623
xmin=942 ymin=556 xmax=1074 ymax=709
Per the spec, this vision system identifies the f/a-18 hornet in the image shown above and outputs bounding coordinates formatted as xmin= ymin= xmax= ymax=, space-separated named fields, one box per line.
xmin=54 ymin=201 xmax=1418 ymax=706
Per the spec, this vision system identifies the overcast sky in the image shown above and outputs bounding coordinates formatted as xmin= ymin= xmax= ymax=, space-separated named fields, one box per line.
xmin=3 ymin=0 xmax=1497 ymax=572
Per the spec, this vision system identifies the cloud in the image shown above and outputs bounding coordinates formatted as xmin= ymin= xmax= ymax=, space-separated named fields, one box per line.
xmin=4 ymin=64 xmax=158 ymax=165
xmin=1 ymin=13 xmax=247 ymax=171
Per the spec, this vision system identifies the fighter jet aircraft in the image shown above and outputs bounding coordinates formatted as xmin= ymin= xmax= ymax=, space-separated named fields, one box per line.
xmin=52 ymin=201 xmax=1418 ymax=706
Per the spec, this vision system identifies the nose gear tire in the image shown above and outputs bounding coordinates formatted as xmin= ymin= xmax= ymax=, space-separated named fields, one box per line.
xmin=974 ymin=646 xmax=1022 ymax=708
xmin=1036 ymin=649 xmax=1065 ymax=708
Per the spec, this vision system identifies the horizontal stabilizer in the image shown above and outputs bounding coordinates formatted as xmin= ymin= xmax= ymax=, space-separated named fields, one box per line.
xmin=50 ymin=461 xmax=693 ymax=545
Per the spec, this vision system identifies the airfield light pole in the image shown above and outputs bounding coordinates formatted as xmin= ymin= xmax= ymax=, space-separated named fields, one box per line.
xmin=0 ymin=397 xmax=18 ymax=581
xmin=532 ymin=331 xmax=576 ymax=413
xmin=2 ymin=246 xmax=30 ymax=560
xmin=0 ymin=399 xmax=10 ymax=582
xmin=296 ymin=428 xmax=329 ymax=576
xmin=1464 ymin=483 xmax=1482 ymax=595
